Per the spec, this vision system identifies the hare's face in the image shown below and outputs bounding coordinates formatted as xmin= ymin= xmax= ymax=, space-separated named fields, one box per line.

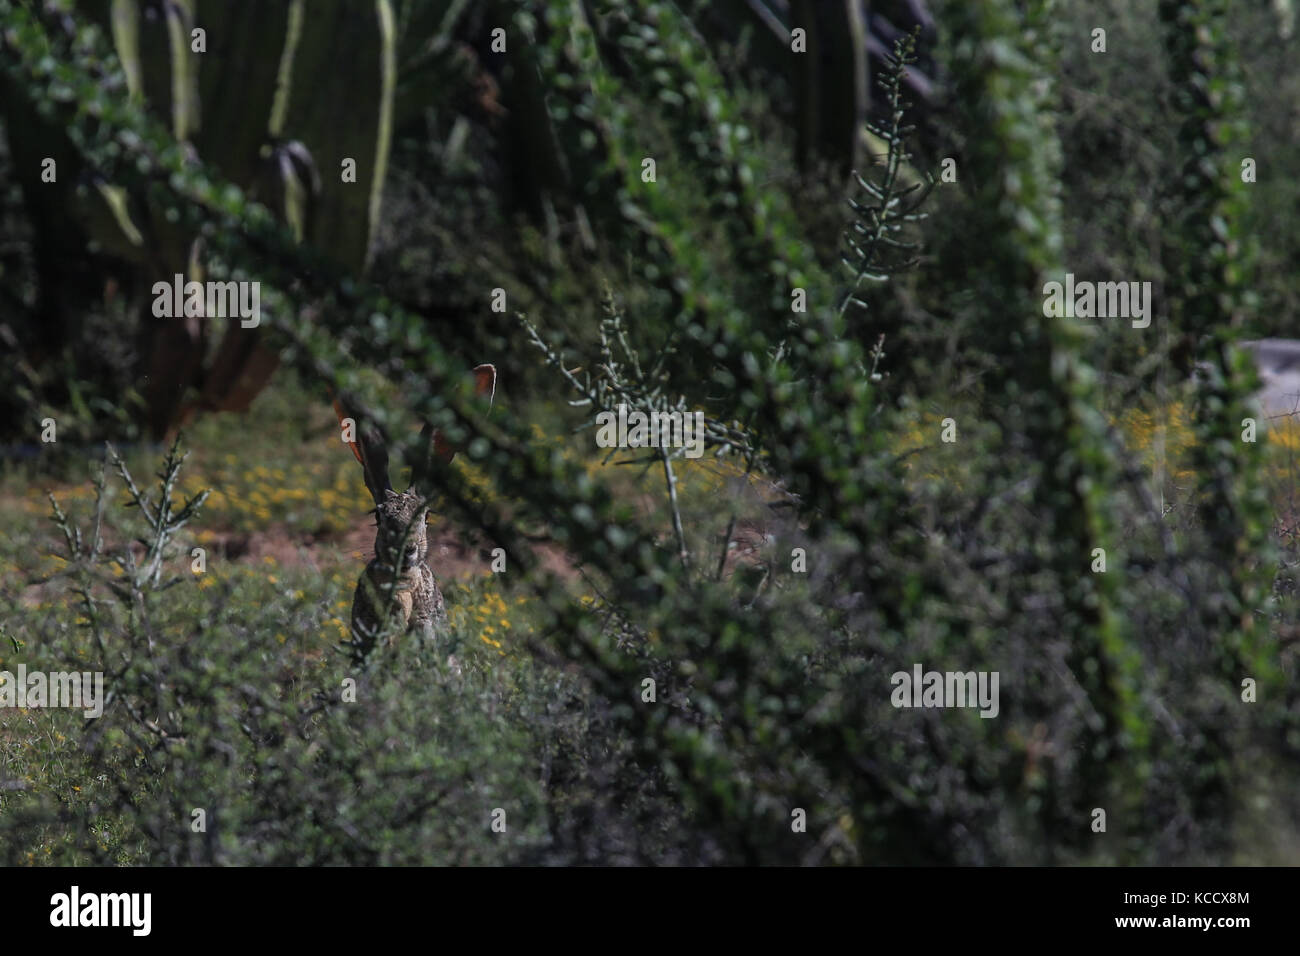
xmin=374 ymin=489 xmax=428 ymax=570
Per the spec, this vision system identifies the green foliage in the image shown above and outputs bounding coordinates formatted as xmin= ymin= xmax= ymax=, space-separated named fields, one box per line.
xmin=1 ymin=0 xmax=1298 ymax=867
xmin=943 ymin=0 xmax=1145 ymax=851
xmin=837 ymin=32 xmax=931 ymax=330
xmin=1153 ymin=0 xmax=1280 ymax=845
xmin=1159 ymin=0 xmax=1273 ymax=684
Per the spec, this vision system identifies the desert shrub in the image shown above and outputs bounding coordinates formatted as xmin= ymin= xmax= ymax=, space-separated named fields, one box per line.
xmin=2 ymin=0 xmax=1298 ymax=867
xmin=0 ymin=439 xmax=705 ymax=864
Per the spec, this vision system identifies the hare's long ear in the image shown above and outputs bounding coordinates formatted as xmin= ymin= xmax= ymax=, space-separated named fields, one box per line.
xmin=471 ymin=363 xmax=497 ymax=409
xmin=431 ymin=363 xmax=496 ymax=462
xmin=412 ymin=364 xmax=498 ymax=490
xmin=331 ymin=390 xmax=393 ymax=506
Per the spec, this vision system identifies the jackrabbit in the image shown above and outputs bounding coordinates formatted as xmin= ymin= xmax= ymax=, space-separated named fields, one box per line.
xmin=333 ymin=365 xmax=496 ymax=666
xmin=350 ymin=486 xmax=446 ymax=663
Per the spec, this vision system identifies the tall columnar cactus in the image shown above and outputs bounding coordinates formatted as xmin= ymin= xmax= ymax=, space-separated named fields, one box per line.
xmin=790 ymin=0 xmax=868 ymax=176
xmin=2 ymin=0 xmax=396 ymax=438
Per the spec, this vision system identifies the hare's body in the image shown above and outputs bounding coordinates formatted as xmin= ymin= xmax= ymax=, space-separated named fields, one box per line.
xmin=334 ymin=363 xmax=495 ymax=669
xmin=349 ymin=488 xmax=447 ymax=663
xmin=351 ymin=552 xmax=447 ymax=651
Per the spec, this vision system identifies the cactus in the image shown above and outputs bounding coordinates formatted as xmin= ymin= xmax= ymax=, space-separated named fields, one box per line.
xmin=1 ymin=0 xmax=397 ymax=437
